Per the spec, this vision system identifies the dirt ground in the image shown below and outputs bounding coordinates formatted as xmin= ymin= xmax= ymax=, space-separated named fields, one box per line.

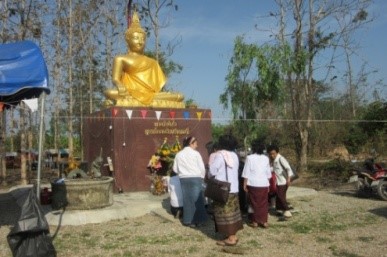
xmin=1 ymin=178 xmax=386 ymax=257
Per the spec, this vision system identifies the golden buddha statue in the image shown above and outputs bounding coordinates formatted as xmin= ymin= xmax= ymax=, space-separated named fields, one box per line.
xmin=104 ymin=11 xmax=185 ymax=108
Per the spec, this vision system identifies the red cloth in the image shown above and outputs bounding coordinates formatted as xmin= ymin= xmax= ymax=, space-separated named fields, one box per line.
xmin=269 ymin=172 xmax=277 ymax=194
xmin=247 ymin=186 xmax=269 ymax=224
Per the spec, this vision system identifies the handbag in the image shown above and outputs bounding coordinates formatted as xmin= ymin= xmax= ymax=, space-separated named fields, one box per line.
xmin=204 ymin=160 xmax=230 ymax=204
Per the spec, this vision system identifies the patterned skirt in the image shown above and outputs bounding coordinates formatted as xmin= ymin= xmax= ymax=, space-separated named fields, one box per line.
xmin=213 ymin=193 xmax=243 ymax=236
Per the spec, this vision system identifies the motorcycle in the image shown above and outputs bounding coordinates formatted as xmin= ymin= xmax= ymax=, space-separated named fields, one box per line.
xmin=349 ymin=158 xmax=387 ymax=201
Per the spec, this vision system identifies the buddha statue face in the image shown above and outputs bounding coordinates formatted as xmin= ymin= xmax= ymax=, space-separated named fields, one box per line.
xmin=127 ymin=31 xmax=146 ymax=53
xmin=125 ymin=11 xmax=146 ymax=54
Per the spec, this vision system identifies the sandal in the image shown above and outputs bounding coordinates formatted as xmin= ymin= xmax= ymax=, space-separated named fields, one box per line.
xmin=258 ymin=222 xmax=269 ymax=228
xmin=216 ymin=240 xmax=226 ymax=246
xmin=247 ymin=222 xmax=258 ymax=228
xmin=224 ymin=239 xmax=238 ymax=246
xmin=216 ymin=239 xmax=238 ymax=246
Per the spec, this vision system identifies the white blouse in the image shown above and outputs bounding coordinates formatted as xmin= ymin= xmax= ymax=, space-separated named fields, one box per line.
xmin=242 ymin=154 xmax=271 ymax=187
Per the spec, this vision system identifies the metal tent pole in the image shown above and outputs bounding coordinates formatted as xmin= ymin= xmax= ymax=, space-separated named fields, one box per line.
xmin=36 ymin=93 xmax=46 ymax=200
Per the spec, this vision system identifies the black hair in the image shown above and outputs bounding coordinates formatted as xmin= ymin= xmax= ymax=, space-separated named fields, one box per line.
xmin=218 ymin=134 xmax=238 ymax=151
xmin=205 ymin=141 xmax=218 ymax=155
xmin=183 ymin=136 xmax=196 ymax=147
xmin=267 ymin=144 xmax=279 ymax=153
xmin=251 ymin=139 xmax=265 ymax=154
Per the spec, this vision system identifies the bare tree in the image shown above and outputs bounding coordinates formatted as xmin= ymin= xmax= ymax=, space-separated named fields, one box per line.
xmin=0 ymin=0 xmax=47 ymax=184
xmin=0 ymin=111 xmax=6 ymax=186
xmin=138 ymin=0 xmax=178 ymax=60
xmin=270 ymin=0 xmax=372 ymax=171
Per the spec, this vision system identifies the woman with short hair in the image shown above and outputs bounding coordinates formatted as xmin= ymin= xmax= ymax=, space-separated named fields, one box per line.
xmin=209 ymin=135 xmax=243 ymax=246
xmin=242 ymin=139 xmax=272 ymax=228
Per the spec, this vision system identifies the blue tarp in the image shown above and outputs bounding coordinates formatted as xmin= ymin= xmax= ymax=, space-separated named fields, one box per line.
xmin=0 ymin=40 xmax=50 ymax=104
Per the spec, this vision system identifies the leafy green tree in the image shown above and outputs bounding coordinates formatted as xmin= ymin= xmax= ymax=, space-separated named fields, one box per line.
xmin=266 ymin=0 xmax=373 ymax=171
xmin=221 ymin=36 xmax=284 ymax=150
xmin=358 ymin=101 xmax=387 ymax=154
xmin=0 ymin=0 xmax=48 ymax=184
xmin=359 ymin=101 xmax=387 ymax=137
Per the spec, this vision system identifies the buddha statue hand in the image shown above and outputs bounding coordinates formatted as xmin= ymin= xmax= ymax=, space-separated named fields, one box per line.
xmin=117 ymin=86 xmax=127 ymax=96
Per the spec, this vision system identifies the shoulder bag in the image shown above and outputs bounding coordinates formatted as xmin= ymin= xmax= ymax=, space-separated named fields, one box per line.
xmin=279 ymin=157 xmax=299 ymax=182
xmin=204 ymin=160 xmax=230 ymax=204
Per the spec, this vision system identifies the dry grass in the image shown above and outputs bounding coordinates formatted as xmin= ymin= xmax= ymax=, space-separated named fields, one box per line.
xmin=1 ymin=184 xmax=386 ymax=257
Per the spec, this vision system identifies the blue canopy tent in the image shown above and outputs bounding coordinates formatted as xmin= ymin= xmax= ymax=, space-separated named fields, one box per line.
xmin=0 ymin=40 xmax=50 ymax=198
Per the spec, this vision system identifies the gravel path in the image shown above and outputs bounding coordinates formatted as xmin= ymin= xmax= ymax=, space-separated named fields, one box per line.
xmin=1 ymin=185 xmax=386 ymax=257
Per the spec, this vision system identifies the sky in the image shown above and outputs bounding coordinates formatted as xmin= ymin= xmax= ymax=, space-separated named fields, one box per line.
xmin=146 ymin=1 xmax=387 ymax=123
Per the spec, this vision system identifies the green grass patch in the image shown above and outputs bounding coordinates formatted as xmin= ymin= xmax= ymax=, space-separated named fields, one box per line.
xmin=315 ymin=236 xmax=333 ymax=243
xmin=287 ymin=210 xmax=374 ymax=234
xmin=133 ymin=234 xmax=189 ymax=245
xmin=101 ymin=242 xmax=120 ymax=250
xmin=133 ymin=221 xmax=145 ymax=226
xmin=358 ymin=236 xmax=374 ymax=242
xmin=121 ymin=251 xmax=135 ymax=257
xmin=186 ymin=246 xmax=199 ymax=254
xmin=245 ymin=239 xmax=262 ymax=248
xmin=80 ymin=231 xmax=91 ymax=237
xmin=82 ymin=237 xmax=98 ymax=248
xmin=329 ymin=245 xmax=364 ymax=257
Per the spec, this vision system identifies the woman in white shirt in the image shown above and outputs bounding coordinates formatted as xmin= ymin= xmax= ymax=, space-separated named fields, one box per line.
xmin=209 ymin=135 xmax=243 ymax=246
xmin=173 ymin=136 xmax=208 ymax=227
xmin=242 ymin=140 xmax=272 ymax=228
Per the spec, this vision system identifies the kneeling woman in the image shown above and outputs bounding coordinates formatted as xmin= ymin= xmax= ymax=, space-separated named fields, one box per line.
xmin=208 ymin=135 xmax=243 ymax=246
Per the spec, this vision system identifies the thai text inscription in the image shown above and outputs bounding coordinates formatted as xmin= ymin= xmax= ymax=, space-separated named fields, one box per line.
xmin=144 ymin=121 xmax=189 ymax=136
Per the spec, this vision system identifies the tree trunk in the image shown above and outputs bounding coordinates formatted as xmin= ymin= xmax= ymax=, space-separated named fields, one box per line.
xmin=10 ymin=108 xmax=14 ymax=151
xmin=28 ymin=109 xmax=33 ymax=178
xmin=0 ymin=110 xmax=7 ymax=186
xmin=53 ymin=0 xmax=62 ymax=151
xmin=20 ymin=102 xmax=27 ymax=185
xmin=299 ymin=127 xmax=308 ymax=172
xmin=67 ymin=0 xmax=74 ymax=156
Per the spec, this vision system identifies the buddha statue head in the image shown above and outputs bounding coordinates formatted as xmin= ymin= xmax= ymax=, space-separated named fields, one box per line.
xmin=125 ymin=11 xmax=146 ymax=53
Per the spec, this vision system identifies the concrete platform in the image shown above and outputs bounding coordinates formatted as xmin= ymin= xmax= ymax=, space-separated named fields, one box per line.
xmin=1 ymin=185 xmax=317 ymax=227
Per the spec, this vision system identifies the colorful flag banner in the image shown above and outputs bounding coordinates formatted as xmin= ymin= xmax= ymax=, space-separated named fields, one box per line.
xmin=112 ymin=108 xmax=119 ymax=117
xmin=22 ymin=98 xmax=38 ymax=112
xmin=196 ymin=112 xmax=203 ymax=120
xmin=155 ymin=111 xmax=162 ymax=120
xmin=169 ymin=111 xmax=176 ymax=119
xmin=126 ymin=110 xmax=133 ymax=120
xmin=183 ymin=111 xmax=190 ymax=120
xmin=141 ymin=110 xmax=147 ymax=119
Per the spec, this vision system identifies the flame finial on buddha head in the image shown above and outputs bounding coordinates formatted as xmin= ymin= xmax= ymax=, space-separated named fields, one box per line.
xmin=125 ymin=11 xmax=146 ymax=42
